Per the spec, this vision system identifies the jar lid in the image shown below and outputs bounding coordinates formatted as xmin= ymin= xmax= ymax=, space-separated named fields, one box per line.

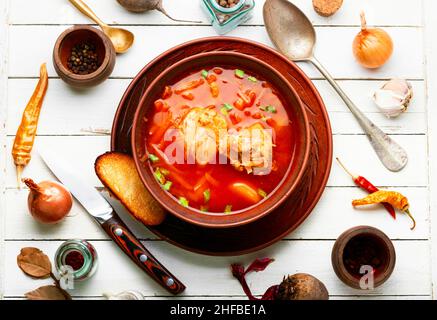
xmin=210 ymin=0 xmax=246 ymax=14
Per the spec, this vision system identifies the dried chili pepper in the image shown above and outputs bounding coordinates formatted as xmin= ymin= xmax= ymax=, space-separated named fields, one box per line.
xmin=352 ymin=190 xmax=416 ymax=230
xmin=12 ymin=63 xmax=49 ymax=188
xmin=336 ymin=158 xmax=396 ymax=219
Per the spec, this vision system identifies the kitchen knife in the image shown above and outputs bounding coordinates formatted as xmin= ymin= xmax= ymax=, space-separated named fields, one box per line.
xmin=39 ymin=148 xmax=186 ymax=295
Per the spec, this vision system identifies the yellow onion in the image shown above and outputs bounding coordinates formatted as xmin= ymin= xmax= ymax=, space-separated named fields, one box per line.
xmin=353 ymin=12 xmax=393 ymax=69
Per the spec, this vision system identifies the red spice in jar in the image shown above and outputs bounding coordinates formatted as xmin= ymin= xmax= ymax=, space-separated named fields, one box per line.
xmin=343 ymin=234 xmax=388 ymax=278
xmin=65 ymin=250 xmax=85 ymax=271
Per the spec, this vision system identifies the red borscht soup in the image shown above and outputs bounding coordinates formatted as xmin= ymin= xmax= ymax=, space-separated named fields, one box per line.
xmin=143 ymin=67 xmax=296 ymax=213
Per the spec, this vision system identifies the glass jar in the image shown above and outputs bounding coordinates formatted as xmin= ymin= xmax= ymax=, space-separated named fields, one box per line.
xmin=55 ymin=239 xmax=98 ymax=282
xmin=201 ymin=0 xmax=255 ymax=35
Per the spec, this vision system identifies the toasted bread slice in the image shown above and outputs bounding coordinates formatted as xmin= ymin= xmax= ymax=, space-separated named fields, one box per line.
xmin=95 ymin=152 xmax=166 ymax=226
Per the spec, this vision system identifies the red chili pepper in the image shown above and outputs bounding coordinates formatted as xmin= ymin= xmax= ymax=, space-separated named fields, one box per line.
xmin=336 ymin=158 xmax=396 ymax=219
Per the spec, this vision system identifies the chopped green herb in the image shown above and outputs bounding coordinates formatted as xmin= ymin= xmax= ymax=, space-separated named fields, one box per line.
xmin=179 ymin=197 xmax=189 ymax=207
xmin=258 ymin=189 xmax=268 ymax=198
xmin=222 ymin=103 xmax=233 ymax=111
xmin=248 ymin=76 xmax=258 ymax=82
xmin=200 ymin=205 xmax=209 ymax=212
xmin=201 ymin=70 xmax=208 ymax=79
xmin=220 ymin=107 xmax=229 ymax=116
xmin=235 ymin=69 xmax=245 ymax=79
xmin=203 ymin=189 xmax=211 ymax=203
xmin=160 ymin=168 xmax=170 ymax=176
xmin=162 ymin=181 xmax=172 ymax=191
xmin=224 ymin=204 xmax=232 ymax=213
xmin=260 ymin=105 xmax=277 ymax=113
xmin=148 ymin=153 xmax=159 ymax=163
xmin=154 ymin=168 xmax=165 ymax=185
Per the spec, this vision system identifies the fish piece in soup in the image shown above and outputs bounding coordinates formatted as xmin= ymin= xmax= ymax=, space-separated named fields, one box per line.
xmin=180 ymin=108 xmax=228 ymax=165
xmin=228 ymin=123 xmax=274 ymax=174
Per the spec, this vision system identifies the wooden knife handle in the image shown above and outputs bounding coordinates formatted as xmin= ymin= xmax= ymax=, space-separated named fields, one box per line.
xmin=102 ymin=215 xmax=186 ymax=295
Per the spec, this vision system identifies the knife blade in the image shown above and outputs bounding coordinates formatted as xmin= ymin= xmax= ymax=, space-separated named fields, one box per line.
xmin=39 ymin=148 xmax=186 ymax=295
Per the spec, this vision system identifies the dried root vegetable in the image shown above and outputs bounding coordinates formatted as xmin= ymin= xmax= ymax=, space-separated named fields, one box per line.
xmin=352 ymin=190 xmax=416 ymax=230
xmin=116 ymin=0 xmax=201 ymax=23
xmin=12 ymin=63 xmax=49 ymax=188
xmin=231 ymin=258 xmax=329 ymax=300
xmin=312 ymin=0 xmax=343 ymax=17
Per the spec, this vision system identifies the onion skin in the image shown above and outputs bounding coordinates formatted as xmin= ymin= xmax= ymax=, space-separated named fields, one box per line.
xmin=24 ymin=179 xmax=73 ymax=224
xmin=353 ymin=13 xmax=393 ymax=69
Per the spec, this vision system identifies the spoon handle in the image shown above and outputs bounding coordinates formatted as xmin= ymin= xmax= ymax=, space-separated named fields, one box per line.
xmin=309 ymin=57 xmax=408 ymax=172
xmin=69 ymin=0 xmax=106 ymax=27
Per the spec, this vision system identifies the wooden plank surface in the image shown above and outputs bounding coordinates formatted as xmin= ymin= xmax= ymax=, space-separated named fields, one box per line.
xmin=5 ymin=79 xmax=426 ymax=136
xmin=0 ymin=0 xmax=431 ymax=300
xmin=3 ymin=135 xmax=428 ymax=189
xmin=424 ymin=0 xmax=436 ymax=299
xmin=8 ymin=25 xmax=424 ymax=80
xmin=4 ymin=187 xmax=428 ymax=241
xmin=8 ymin=0 xmax=423 ymax=27
xmin=0 ymin=0 xmax=9 ymax=300
xmin=3 ymin=240 xmax=431 ymax=298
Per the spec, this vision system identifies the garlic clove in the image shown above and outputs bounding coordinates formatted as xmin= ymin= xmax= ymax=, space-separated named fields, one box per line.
xmin=373 ymin=79 xmax=413 ymax=118
xmin=103 ymin=290 xmax=145 ymax=300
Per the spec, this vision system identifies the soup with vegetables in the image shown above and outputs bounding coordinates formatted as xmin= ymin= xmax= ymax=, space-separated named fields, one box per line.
xmin=143 ymin=66 xmax=296 ymax=213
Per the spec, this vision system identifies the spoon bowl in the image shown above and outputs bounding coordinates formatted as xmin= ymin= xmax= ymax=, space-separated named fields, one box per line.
xmin=69 ymin=0 xmax=134 ymax=54
xmin=102 ymin=25 xmax=134 ymax=54
xmin=263 ymin=0 xmax=315 ymax=61
xmin=263 ymin=0 xmax=408 ymax=172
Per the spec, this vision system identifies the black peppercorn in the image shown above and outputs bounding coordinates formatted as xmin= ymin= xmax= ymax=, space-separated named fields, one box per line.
xmin=67 ymin=42 xmax=100 ymax=75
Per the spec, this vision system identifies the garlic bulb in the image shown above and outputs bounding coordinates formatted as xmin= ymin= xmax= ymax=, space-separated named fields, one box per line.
xmin=373 ymin=79 xmax=413 ymax=118
xmin=103 ymin=291 xmax=145 ymax=300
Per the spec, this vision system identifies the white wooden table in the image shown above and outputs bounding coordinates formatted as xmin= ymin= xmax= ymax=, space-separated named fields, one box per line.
xmin=1 ymin=0 xmax=436 ymax=300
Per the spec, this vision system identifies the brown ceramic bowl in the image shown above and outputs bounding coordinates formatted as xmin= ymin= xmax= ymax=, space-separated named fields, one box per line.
xmin=131 ymin=51 xmax=310 ymax=228
xmin=53 ymin=25 xmax=116 ymax=88
xmin=331 ymin=226 xmax=396 ymax=289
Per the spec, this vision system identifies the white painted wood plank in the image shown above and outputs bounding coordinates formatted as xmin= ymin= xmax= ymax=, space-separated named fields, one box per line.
xmin=4 ymin=135 xmax=428 ymax=189
xmin=423 ymin=0 xmax=436 ymax=299
xmin=9 ymin=0 xmax=423 ymax=27
xmin=5 ymin=136 xmax=109 ymax=189
xmin=4 ymin=295 xmax=431 ymax=300
xmin=6 ymin=79 xmax=426 ymax=136
xmin=4 ymin=186 xmax=428 ymax=241
xmin=330 ymin=135 xmax=428 ymax=187
xmin=3 ymin=240 xmax=431 ymax=297
xmin=8 ymin=26 xmax=424 ymax=79
xmin=315 ymin=80 xmax=425 ymax=113
xmin=0 ymin=0 xmax=9 ymax=301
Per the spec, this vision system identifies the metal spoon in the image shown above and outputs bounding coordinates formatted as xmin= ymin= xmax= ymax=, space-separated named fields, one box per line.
xmin=263 ymin=0 xmax=408 ymax=172
xmin=69 ymin=0 xmax=134 ymax=54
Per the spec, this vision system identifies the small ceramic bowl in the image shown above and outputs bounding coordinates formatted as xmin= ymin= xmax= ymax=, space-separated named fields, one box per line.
xmin=132 ymin=51 xmax=310 ymax=228
xmin=53 ymin=25 xmax=116 ymax=88
xmin=331 ymin=226 xmax=396 ymax=289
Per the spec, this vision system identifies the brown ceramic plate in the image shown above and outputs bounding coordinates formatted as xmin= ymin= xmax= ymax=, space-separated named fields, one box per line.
xmin=132 ymin=51 xmax=310 ymax=228
xmin=111 ymin=37 xmax=333 ymax=256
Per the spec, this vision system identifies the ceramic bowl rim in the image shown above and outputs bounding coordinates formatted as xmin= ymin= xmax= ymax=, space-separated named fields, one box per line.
xmin=131 ymin=50 xmax=311 ymax=228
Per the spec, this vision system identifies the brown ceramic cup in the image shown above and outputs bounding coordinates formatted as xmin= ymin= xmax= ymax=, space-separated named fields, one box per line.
xmin=53 ymin=25 xmax=116 ymax=88
xmin=331 ymin=226 xmax=396 ymax=289
xmin=132 ymin=51 xmax=310 ymax=228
